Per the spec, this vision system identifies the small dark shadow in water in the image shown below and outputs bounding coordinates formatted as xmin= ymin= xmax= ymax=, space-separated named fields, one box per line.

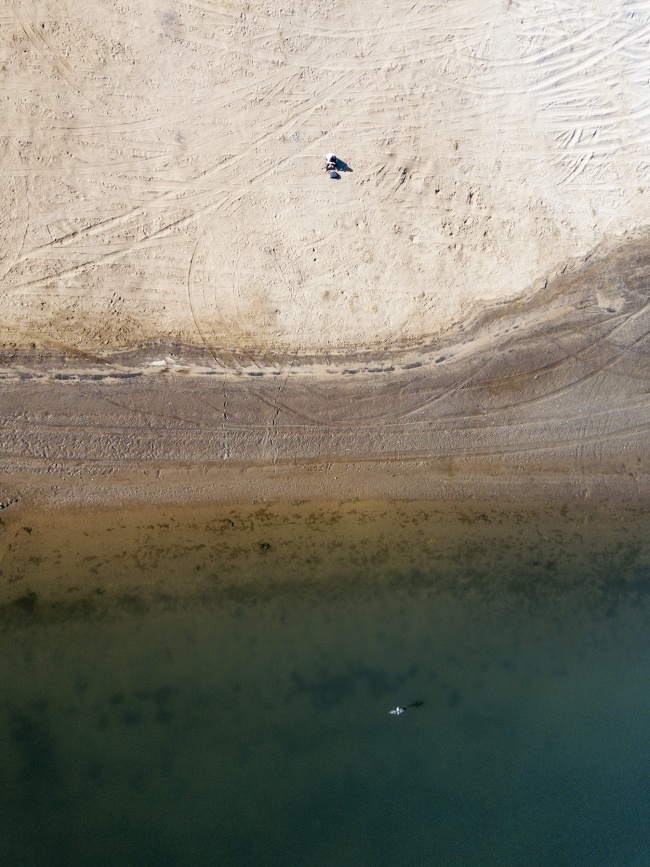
xmin=10 ymin=706 xmax=60 ymax=804
xmin=292 ymin=670 xmax=356 ymax=710
xmin=95 ymin=686 xmax=179 ymax=729
xmin=75 ymin=675 xmax=90 ymax=696
xmin=290 ymin=664 xmax=422 ymax=709
xmin=12 ymin=591 xmax=38 ymax=613
xmin=118 ymin=594 xmax=150 ymax=616
xmin=149 ymin=687 xmax=172 ymax=707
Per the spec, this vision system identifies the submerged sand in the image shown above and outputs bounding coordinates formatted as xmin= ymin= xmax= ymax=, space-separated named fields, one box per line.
xmin=2 ymin=497 xmax=649 ymax=622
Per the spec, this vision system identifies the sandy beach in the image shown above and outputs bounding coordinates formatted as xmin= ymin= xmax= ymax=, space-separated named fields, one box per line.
xmin=1 ymin=0 xmax=650 ymax=504
xmin=4 ymin=10 xmax=650 ymax=863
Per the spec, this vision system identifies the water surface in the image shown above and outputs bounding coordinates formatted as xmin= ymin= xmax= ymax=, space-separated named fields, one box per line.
xmin=1 ymin=500 xmax=649 ymax=865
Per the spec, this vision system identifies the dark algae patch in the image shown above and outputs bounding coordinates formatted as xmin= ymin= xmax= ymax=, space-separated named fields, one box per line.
xmin=0 ymin=499 xmax=649 ymax=865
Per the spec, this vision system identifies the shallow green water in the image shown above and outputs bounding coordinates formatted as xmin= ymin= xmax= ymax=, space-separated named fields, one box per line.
xmin=1 ymin=501 xmax=650 ymax=866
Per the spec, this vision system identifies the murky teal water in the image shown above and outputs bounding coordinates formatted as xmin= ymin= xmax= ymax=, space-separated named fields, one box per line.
xmin=1 ymin=501 xmax=650 ymax=866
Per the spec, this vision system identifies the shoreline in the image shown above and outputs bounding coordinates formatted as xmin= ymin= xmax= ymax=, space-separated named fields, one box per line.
xmin=2 ymin=231 xmax=650 ymax=509
xmin=2 ymin=459 xmax=649 ymax=512
xmin=2 ymin=495 xmax=649 ymax=627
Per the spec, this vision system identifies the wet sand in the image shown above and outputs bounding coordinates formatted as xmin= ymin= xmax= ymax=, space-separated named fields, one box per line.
xmin=1 ymin=232 xmax=649 ymax=508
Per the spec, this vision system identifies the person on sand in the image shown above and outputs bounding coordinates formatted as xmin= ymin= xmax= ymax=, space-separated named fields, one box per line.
xmin=325 ymin=153 xmax=337 ymax=171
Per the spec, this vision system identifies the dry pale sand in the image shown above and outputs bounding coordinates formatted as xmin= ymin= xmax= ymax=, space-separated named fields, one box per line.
xmin=1 ymin=0 xmax=650 ymax=502
xmin=2 ymin=0 xmax=650 ymax=354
